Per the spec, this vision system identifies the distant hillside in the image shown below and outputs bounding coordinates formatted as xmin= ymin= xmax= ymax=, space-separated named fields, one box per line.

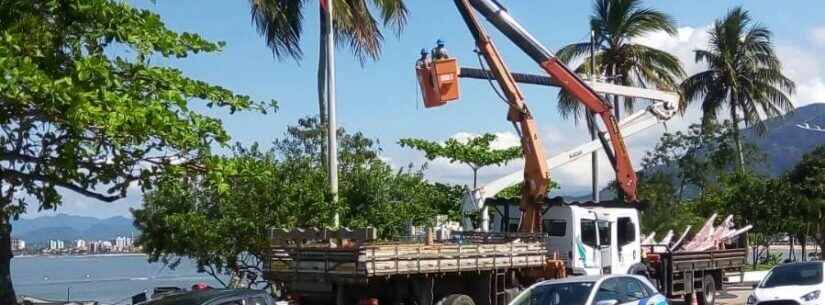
xmin=11 ymin=214 xmax=138 ymax=245
xmin=740 ymin=103 xmax=825 ymax=175
xmin=570 ymin=103 xmax=825 ymax=201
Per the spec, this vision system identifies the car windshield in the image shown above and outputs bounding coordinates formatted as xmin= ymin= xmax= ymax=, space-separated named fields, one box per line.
xmin=510 ymin=282 xmax=595 ymax=305
xmin=761 ymin=262 xmax=823 ymax=288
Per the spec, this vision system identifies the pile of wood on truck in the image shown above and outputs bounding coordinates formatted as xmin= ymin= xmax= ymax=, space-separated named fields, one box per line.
xmin=263 ymin=1 xmax=751 ymax=305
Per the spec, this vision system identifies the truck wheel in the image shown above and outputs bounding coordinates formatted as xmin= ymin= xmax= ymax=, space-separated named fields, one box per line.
xmin=437 ymin=294 xmax=475 ymax=305
xmin=697 ymin=274 xmax=716 ymax=305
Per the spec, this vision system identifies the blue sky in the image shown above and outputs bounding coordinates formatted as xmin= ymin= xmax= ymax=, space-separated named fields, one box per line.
xmin=25 ymin=0 xmax=825 ymax=219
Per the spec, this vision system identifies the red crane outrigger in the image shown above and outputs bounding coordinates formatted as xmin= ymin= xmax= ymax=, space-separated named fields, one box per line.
xmin=416 ymin=0 xmax=638 ymax=233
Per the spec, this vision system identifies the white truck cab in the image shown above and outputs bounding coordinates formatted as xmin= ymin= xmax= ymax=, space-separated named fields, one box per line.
xmin=489 ymin=201 xmax=642 ymax=276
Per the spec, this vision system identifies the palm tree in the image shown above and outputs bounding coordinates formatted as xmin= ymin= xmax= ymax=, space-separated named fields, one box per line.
xmin=681 ymin=7 xmax=795 ymax=172
xmin=248 ymin=0 xmax=408 ymax=124
xmin=556 ymin=0 xmax=684 ymax=201
xmin=556 ymin=0 xmax=685 ymax=121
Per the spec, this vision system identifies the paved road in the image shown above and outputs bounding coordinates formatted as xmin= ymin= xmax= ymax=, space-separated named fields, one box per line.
xmin=669 ymin=285 xmax=752 ymax=305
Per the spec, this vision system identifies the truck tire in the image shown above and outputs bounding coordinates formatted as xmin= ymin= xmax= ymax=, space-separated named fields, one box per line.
xmin=436 ymin=294 xmax=475 ymax=305
xmin=697 ymin=274 xmax=716 ymax=305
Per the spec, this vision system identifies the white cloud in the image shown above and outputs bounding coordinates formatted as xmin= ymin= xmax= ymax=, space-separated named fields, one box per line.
xmin=776 ymin=45 xmax=825 ymax=106
xmin=811 ymin=27 xmax=825 ymax=48
xmin=634 ymin=26 xmax=712 ymax=76
xmin=637 ymin=25 xmax=825 ymax=106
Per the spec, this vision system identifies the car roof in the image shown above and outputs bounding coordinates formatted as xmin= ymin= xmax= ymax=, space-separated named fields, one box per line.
xmin=781 ymin=261 xmax=823 ymax=266
xmin=533 ymin=274 xmax=656 ymax=288
xmin=142 ymin=289 xmax=266 ymax=305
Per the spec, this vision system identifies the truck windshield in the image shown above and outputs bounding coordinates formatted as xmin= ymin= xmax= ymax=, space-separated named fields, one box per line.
xmin=761 ymin=262 xmax=823 ymax=288
xmin=509 ymin=282 xmax=595 ymax=305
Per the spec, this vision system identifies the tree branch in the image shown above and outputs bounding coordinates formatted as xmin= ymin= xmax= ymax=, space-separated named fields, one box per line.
xmin=2 ymin=169 xmax=125 ymax=202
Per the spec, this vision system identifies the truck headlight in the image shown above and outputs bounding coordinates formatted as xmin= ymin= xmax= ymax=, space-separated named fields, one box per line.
xmin=802 ymin=290 xmax=820 ymax=302
xmin=746 ymin=295 xmax=757 ymax=305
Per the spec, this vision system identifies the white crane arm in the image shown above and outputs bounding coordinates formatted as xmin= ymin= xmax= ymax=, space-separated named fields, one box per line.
xmin=462 ymin=87 xmax=679 ymax=230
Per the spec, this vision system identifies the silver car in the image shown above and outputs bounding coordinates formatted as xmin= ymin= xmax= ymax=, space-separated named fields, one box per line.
xmin=509 ymin=275 xmax=668 ymax=305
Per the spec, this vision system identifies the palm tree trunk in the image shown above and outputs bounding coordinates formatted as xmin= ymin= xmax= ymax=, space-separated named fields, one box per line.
xmin=611 ymin=65 xmax=620 ymax=120
xmin=801 ymin=233 xmax=807 ymax=261
xmin=472 ymin=168 xmax=479 ymax=189
xmin=729 ymin=102 xmax=746 ymax=173
xmin=0 ymin=219 xmax=16 ymax=305
xmin=317 ymin=7 xmax=329 ymax=125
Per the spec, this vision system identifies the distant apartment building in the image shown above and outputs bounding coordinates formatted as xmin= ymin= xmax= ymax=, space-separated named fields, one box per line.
xmin=74 ymin=239 xmax=87 ymax=250
xmin=48 ymin=240 xmax=65 ymax=250
xmin=11 ymin=239 xmax=25 ymax=251
xmin=88 ymin=240 xmax=113 ymax=253
xmin=114 ymin=236 xmax=133 ymax=251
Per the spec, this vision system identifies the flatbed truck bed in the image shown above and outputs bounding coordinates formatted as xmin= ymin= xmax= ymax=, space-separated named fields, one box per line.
xmin=264 ymin=229 xmax=560 ymax=305
xmin=643 ymin=245 xmax=748 ymax=305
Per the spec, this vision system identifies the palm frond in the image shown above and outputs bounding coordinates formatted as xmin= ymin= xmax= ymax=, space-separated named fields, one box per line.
xmin=683 ymin=6 xmax=795 ymax=136
xmin=335 ymin=0 xmax=383 ymax=63
xmin=249 ymin=0 xmax=305 ymax=60
xmin=370 ymin=0 xmax=408 ymax=36
xmin=556 ymin=42 xmax=598 ymax=64
xmin=623 ymin=8 xmax=676 ymax=38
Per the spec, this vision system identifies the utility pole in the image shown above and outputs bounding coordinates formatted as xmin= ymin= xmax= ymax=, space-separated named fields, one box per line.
xmin=588 ymin=30 xmax=599 ymax=202
xmin=325 ymin=0 xmax=340 ymax=228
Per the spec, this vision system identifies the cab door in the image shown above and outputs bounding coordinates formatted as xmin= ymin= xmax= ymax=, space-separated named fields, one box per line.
xmin=578 ymin=218 xmax=612 ymax=275
xmin=613 ymin=216 xmax=640 ymax=274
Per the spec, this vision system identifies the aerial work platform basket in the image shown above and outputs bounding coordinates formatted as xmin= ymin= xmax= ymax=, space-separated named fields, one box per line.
xmin=416 ymin=58 xmax=460 ymax=108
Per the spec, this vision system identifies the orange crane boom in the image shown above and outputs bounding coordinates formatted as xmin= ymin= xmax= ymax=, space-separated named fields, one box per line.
xmin=416 ymin=0 xmax=638 ymax=233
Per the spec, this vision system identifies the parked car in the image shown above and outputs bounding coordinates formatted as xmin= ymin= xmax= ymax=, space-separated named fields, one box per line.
xmin=748 ymin=261 xmax=824 ymax=305
xmin=509 ymin=275 xmax=668 ymax=305
xmin=138 ymin=289 xmax=275 ymax=305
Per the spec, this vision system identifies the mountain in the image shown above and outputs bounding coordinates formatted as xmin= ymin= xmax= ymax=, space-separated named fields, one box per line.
xmin=11 ymin=214 xmax=138 ymax=245
xmin=740 ymin=103 xmax=825 ymax=175
xmin=11 ymin=213 xmax=100 ymax=237
xmin=570 ymin=103 xmax=825 ymax=201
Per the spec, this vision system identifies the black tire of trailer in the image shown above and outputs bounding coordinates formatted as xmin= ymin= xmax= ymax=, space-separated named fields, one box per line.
xmin=697 ymin=274 xmax=716 ymax=305
xmin=436 ymin=294 xmax=476 ymax=305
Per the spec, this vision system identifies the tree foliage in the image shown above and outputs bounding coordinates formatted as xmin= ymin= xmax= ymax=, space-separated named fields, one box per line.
xmin=0 ymin=1 xmax=269 ymax=302
xmin=787 ymin=145 xmax=825 ymax=254
xmin=634 ymin=121 xmax=764 ymax=235
xmin=134 ymin=119 xmax=463 ymax=286
xmin=556 ymin=0 xmax=685 ymax=121
xmin=399 ymin=134 xmax=522 ymax=188
xmin=681 ymin=7 xmax=795 ymax=171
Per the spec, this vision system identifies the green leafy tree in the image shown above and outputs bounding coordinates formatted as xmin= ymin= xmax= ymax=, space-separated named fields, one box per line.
xmin=640 ymin=121 xmax=763 ymax=201
xmin=556 ymin=0 xmax=685 ymax=121
xmin=633 ymin=121 xmax=764 ymax=236
xmin=399 ymin=134 xmax=522 ymax=189
xmin=135 ymin=119 xmax=462 ymax=285
xmin=681 ymin=7 xmax=795 ymax=172
xmin=788 ymin=145 xmax=825 ymax=255
xmin=698 ymin=172 xmax=788 ymax=267
xmin=135 ymin=145 xmax=330 ymax=288
xmin=0 ymin=1 xmax=269 ymax=302
xmin=249 ymin=0 xmax=407 ymax=123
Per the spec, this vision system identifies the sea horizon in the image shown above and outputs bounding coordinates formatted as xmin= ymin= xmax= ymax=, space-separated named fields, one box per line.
xmin=11 ymin=254 xmax=223 ymax=303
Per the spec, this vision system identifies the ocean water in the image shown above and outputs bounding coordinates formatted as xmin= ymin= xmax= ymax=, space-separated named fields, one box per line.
xmin=11 ymin=254 xmax=223 ymax=303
